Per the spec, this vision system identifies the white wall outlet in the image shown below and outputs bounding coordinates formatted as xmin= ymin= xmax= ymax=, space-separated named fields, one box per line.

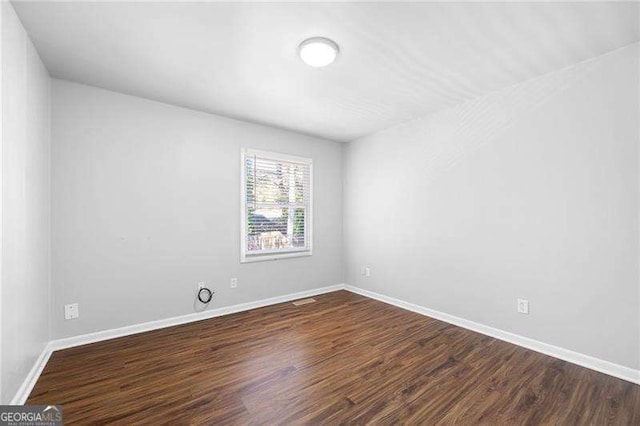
xmin=517 ymin=299 xmax=529 ymax=315
xmin=360 ymin=266 xmax=366 ymax=276
xmin=64 ymin=303 xmax=79 ymax=320
xmin=197 ymin=282 xmax=205 ymax=290
xmin=364 ymin=267 xmax=371 ymax=277
xmin=230 ymin=278 xmax=238 ymax=288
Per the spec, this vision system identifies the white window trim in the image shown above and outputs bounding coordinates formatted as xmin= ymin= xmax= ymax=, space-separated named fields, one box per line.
xmin=240 ymin=148 xmax=313 ymax=263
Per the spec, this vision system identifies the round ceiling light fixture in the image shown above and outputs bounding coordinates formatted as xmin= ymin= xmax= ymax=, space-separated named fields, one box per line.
xmin=298 ymin=37 xmax=339 ymax=68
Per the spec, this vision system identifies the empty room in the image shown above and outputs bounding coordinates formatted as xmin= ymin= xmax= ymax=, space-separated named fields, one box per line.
xmin=1 ymin=0 xmax=639 ymax=424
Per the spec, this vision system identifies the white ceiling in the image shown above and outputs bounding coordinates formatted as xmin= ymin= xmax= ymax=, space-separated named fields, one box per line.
xmin=12 ymin=1 xmax=640 ymax=142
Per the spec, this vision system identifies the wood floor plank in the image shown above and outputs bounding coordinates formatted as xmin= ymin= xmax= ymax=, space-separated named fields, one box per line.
xmin=27 ymin=290 xmax=640 ymax=424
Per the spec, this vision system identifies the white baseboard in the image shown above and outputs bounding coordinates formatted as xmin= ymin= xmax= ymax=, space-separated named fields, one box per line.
xmin=10 ymin=344 xmax=53 ymax=405
xmin=344 ymin=284 xmax=640 ymax=385
xmin=11 ymin=283 xmax=345 ymax=404
xmin=48 ymin=284 xmax=345 ymax=352
xmin=12 ymin=282 xmax=638 ymax=405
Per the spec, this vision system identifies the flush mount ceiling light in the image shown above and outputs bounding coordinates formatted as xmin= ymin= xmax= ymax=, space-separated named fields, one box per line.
xmin=298 ymin=37 xmax=339 ymax=68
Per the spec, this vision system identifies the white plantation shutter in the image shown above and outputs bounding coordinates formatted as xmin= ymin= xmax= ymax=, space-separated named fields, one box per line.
xmin=241 ymin=149 xmax=313 ymax=262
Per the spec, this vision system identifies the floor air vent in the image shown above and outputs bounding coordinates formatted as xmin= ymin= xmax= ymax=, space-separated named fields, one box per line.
xmin=292 ymin=298 xmax=316 ymax=306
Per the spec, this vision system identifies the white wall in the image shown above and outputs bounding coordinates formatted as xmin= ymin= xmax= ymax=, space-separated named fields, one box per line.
xmin=1 ymin=1 xmax=51 ymax=403
xmin=2 ymin=9 xmax=636 ymax=396
xmin=344 ymin=44 xmax=640 ymax=370
xmin=51 ymin=79 xmax=343 ymax=339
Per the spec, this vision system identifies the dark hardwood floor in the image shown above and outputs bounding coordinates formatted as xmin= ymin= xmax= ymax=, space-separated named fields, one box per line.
xmin=28 ymin=290 xmax=639 ymax=424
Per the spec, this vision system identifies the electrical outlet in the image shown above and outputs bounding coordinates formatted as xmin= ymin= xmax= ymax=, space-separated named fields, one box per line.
xmin=360 ymin=266 xmax=366 ymax=276
xmin=197 ymin=282 xmax=205 ymax=290
xmin=64 ymin=303 xmax=79 ymax=320
xmin=364 ymin=267 xmax=371 ymax=277
xmin=230 ymin=278 xmax=238 ymax=288
xmin=517 ymin=299 xmax=529 ymax=315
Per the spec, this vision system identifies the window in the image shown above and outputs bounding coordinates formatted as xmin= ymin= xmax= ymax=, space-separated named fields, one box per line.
xmin=241 ymin=149 xmax=313 ymax=262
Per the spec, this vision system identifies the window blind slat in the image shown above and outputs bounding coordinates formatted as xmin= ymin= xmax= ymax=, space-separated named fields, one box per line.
xmin=242 ymin=150 xmax=312 ymax=259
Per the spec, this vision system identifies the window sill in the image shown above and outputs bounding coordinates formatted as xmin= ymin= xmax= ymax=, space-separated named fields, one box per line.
xmin=240 ymin=250 xmax=312 ymax=263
